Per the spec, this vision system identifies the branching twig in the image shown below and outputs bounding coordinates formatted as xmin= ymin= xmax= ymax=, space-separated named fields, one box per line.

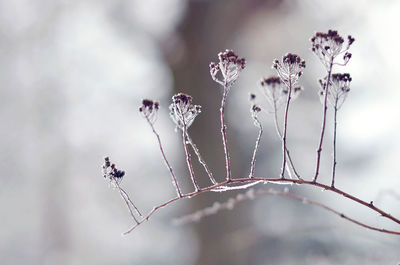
xmin=173 ymin=188 xmax=400 ymax=236
xmin=123 ymin=176 xmax=400 ymax=235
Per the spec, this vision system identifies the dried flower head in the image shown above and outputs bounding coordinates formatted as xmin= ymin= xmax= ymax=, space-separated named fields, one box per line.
xmin=102 ymin=157 xmax=125 ymax=184
xmin=261 ymin=76 xmax=303 ymax=111
xmin=273 ymin=53 xmax=306 ymax=85
xmin=210 ymin=49 xmax=246 ymax=87
xmin=319 ymin=73 xmax=352 ymax=109
xmin=311 ymin=30 xmax=355 ymax=68
xmin=139 ymin=99 xmax=159 ymax=124
xmin=169 ymin=93 xmax=201 ymax=130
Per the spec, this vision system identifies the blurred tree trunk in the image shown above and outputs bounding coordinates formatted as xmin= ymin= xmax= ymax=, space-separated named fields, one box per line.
xmin=162 ymin=0 xmax=281 ymax=264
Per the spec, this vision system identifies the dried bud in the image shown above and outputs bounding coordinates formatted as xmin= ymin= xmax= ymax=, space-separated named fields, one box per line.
xmin=102 ymin=157 xmax=125 ymax=184
xmin=169 ymin=93 xmax=201 ymax=130
xmin=319 ymin=73 xmax=352 ymax=109
xmin=139 ymin=99 xmax=159 ymax=124
xmin=210 ymin=49 xmax=246 ymax=87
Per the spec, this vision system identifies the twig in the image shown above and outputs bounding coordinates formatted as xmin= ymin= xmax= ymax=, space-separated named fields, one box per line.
xmin=280 ymin=77 xmax=292 ymax=179
xmin=173 ymin=188 xmax=400 ymax=235
xmin=123 ymin=176 xmax=400 ymax=235
xmin=314 ymin=60 xmax=333 ymax=182
xmin=186 ymin=134 xmax=217 ymax=185
xmin=144 ymin=115 xmax=183 ymax=198
xmin=220 ymin=84 xmax=232 ymax=182
xmin=115 ymin=181 xmax=143 ymax=217
xmin=249 ymin=113 xmax=262 ymax=178
xmin=332 ymin=102 xmax=338 ymax=187
xmin=182 ymin=123 xmax=200 ymax=191
xmin=273 ymin=104 xmax=302 ymax=179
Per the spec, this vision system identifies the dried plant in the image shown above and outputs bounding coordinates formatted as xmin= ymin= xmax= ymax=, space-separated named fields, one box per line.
xmin=101 ymin=31 xmax=400 ymax=237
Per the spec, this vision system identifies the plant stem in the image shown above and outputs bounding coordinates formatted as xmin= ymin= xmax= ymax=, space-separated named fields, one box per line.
xmin=332 ymin=101 xmax=338 ymax=187
xmin=186 ymin=134 xmax=217 ymax=185
xmin=273 ymin=105 xmax=302 ymax=179
xmin=281 ymin=78 xmax=292 ymax=179
xmin=313 ymin=60 xmax=334 ymax=182
xmin=249 ymin=116 xmax=262 ymax=178
xmin=220 ymin=85 xmax=231 ymax=182
xmin=182 ymin=124 xmax=200 ymax=191
xmin=145 ymin=116 xmax=182 ymax=198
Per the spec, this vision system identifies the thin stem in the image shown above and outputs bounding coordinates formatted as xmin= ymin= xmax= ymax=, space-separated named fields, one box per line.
xmin=332 ymin=102 xmax=338 ymax=187
xmin=186 ymin=134 xmax=217 ymax=185
xmin=144 ymin=116 xmax=182 ymax=198
xmin=182 ymin=124 xmax=200 ymax=191
xmin=114 ymin=180 xmax=139 ymax=224
xmin=273 ymin=105 xmax=302 ymax=179
xmin=280 ymin=78 xmax=292 ymax=179
xmin=314 ymin=59 xmax=334 ymax=182
xmin=220 ymin=85 xmax=231 ymax=182
xmin=249 ymin=116 xmax=262 ymax=178
xmin=115 ymin=181 xmax=143 ymax=217
xmin=123 ymin=176 xmax=400 ymax=235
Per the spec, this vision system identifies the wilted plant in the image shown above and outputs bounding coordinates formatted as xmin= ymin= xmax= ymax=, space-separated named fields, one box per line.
xmin=102 ymin=31 xmax=400 ymax=236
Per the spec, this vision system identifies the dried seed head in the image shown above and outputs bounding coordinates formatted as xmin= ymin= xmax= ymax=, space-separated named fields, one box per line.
xmin=319 ymin=73 xmax=352 ymax=109
xmin=102 ymin=157 xmax=125 ymax=184
xmin=272 ymin=53 xmax=305 ymax=85
xmin=139 ymin=99 xmax=159 ymax=124
xmin=169 ymin=93 xmax=202 ymax=130
xmin=260 ymin=75 xmax=303 ymax=111
xmin=311 ymin=30 xmax=355 ymax=68
xmin=210 ymin=49 xmax=246 ymax=87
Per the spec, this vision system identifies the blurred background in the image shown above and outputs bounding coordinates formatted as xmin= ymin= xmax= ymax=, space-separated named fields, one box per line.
xmin=1 ymin=0 xmax=400 ymax=264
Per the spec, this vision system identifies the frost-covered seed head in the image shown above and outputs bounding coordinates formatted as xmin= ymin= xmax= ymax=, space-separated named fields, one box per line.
xmin=272 ymin=53 xmax=305 ymax=85
xmin=210 ymin=49 xmax=246 ymax=87
xmin=169 ymin=93 xmax=201 ymax=130
xmin=319 ymin=73 xmax=352 ymax=109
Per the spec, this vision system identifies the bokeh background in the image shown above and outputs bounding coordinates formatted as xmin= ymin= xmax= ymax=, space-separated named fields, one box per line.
xmin=1 ymin=0 xmax=400 ymax=264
